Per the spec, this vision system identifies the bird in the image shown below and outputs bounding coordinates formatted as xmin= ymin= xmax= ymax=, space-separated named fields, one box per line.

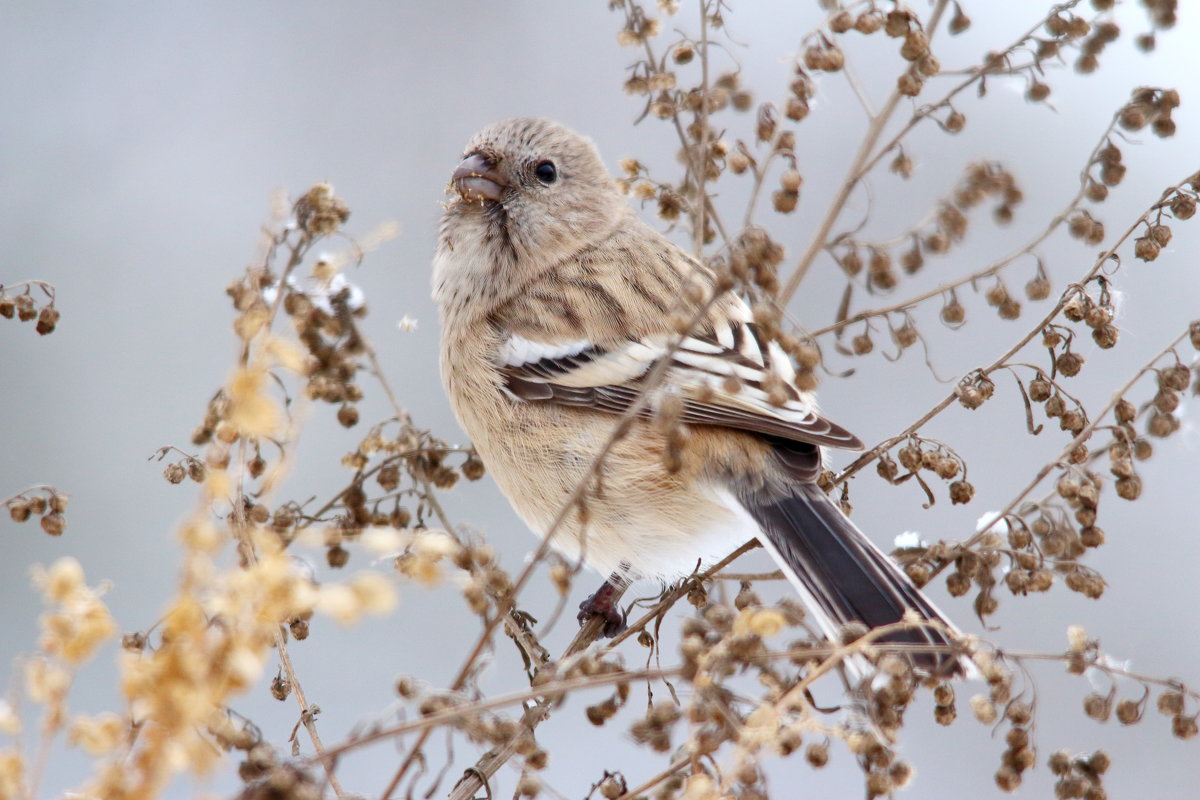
xmin=433 ymin=117 xmax=961 ymax=676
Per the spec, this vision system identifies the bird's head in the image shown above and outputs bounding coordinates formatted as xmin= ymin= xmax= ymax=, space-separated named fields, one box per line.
xmin=440 ymin=118 xmax=629 ymax=275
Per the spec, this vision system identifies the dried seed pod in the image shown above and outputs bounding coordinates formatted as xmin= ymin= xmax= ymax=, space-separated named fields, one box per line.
xmin=1056 ymin=352 xmax=1085 ymax=377
xmin=1059 ymin=409 xmax=1085 ymax=434
xmin=949 ymin=480 xmax=974 ymax=505
xmin=1160 ymin=364 xmax=1191 ymax=391
xmin=1115 ymin=475 xmax=1142 ymax=500
xmin=949 ymin=6 xmax=970 ymax=33
xmin=1094 ymin=321 xmax=1118 ymax=350
xmin=935 ymin=456 xmax=960 ymax=479
xmin=829 ymin=10 xmax=853 ymax=33
xmin=877 ymin=456 xmax=900 ymax=482
xmin=1170 ymin=193 xmax=1196 ymax=219
xmin=15 ymin=294 xmax=36 ymax=321
xmin=925 ymin=230 xmax=950 ymax=253
xmin=897 ymin=71 xmax=923 ymax=96
xmin=756 ymin=105 xmax=778 ymax=143
xmin=780 ymin=168 xmax=803 ymax=193
xmin=1027 ymin=82 xmax=1051 ymax=102
xmin=837 ymin=4 xmax=871 ymax=31
xmin=773 ymin=189 xmax=799 ymax=213
xmin=1149 ymin=224 xmax=1173 ymax=246
xmin=1148 ymin=411 xmax=1180 ymax=438
xmin=1153 ymin=116 xmax=1177 ymax=138
xmin=337 ymin=404 xmax=359 ymax=428
xmin=326 ymin=544 xmax=350 ymax=568
xmin=40 ymin=512 xmax=66 ymax=536
xmin=957 ymin=385 xmax=984 ymax=410
xmin=940 ymin=298 xmax=965 ymax=325
xmin=461 ymin=455 xmax=486 ymax=481
xmin=900 ymin=31 xmax=929 ymax=61
xmin=1025 ymin=275 xmax=1051 ymax=301
xmin=906 ymin=562 xmax=932 ymax=587
xmin=1029 ymin=376 xmax=1052 ymax=402
xmin=1173 ymin=714 xmax=1199 ymax=739
xmin=893 ymin=323 xmax=918 ymax=348
xmin=1080 ymin=526 xmax=1105 ymax=548
xmin=1154 ymin=389 xmax=1180 ymax=414
xmin=1134 ymin=236 xmax=1160 ymax=262
xmin=1115 ymin=699 xmax=1143 ymax=725
xmin=36 ymin=306 xmax=60 ymax=335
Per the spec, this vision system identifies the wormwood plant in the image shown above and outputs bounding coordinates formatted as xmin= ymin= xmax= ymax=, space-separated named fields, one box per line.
xmin=2 ymin=1 xmax=1197 ymax=799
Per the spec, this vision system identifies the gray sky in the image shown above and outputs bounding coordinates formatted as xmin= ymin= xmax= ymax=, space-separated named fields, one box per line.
xmin=1 ymin=2 xmax=1198 ymax=798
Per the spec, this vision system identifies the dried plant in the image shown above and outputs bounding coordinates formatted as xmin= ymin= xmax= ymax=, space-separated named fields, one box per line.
xmin=2 ymin=2 xmax=1197 ymax=799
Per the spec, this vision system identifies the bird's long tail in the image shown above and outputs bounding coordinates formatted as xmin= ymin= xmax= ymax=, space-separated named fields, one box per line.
xmin=739 ymin=482 xmax=962 ymax=677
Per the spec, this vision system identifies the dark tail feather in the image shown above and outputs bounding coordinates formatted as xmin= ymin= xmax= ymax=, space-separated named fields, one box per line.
xmin=740 ymin=482 xmax=962 ymax=676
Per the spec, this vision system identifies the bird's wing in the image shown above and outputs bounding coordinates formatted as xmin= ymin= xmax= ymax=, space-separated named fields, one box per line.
xmin=496 ymin=301 xmax=864 ymax=451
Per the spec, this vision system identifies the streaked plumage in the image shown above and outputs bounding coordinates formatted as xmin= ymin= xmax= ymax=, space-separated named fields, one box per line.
xmin=434 ymin=117 xmax=961 ymax=676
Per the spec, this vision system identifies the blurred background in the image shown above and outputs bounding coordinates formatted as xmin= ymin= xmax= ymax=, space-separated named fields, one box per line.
xmin=1 ymin=1 xmax=1198 ymax=798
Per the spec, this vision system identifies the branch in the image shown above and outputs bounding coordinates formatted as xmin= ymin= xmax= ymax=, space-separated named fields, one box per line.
xmin=779 ymin=0 xmax=952 ymax=301
xmin=833 ymin=169 xmax=1200 ymax=487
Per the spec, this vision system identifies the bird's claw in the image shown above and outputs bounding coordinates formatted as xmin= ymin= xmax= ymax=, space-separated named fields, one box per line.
xmin=577 ymin=584 xmax=627 ymax=638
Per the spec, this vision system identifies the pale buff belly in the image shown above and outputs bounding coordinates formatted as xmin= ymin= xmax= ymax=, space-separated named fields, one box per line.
xmin=469 ymin=403 xmax=754 ymax=579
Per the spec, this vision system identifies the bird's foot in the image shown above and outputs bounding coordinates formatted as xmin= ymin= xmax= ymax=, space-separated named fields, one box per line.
xmin=577 ymin=581 xmax=626 ymax=638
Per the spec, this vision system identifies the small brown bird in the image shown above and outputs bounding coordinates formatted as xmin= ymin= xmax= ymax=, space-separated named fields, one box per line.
xmin=434 ymin=117 xmax=960 ymax=675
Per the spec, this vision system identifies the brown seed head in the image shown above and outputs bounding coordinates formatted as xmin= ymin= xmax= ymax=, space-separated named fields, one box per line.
xmin=326 ymin=544 xmax=350 ymax=568
xmin=35 ymin=306 xmax=60 ymax=335
xmin=1115 ymin=475 xmax=1142 ymax=500
xmin=294 ymin=184 xmax=350 ymax=237
xmin=1025 ymin=275 xmax=1051 ymax=301
xmin=829 ymin=10 xmax=853 ymax=33
xmin=1172 ymin=714 xmax=1199 ymax=739
xmin=1160 ymin=364 xmax=1191 ymax=391
xmin=949 ymin=6 xmax=970 ymax=33
xmin=15 ymin=294 xmax=36 ymax=321
xmin=1170 ymin=193 xmax=1197 ymax=220
xmin=1056 ymin=351 xmax=1085 ymax=377
xmin=1027 ymin=82 xmax=1052 ymax=102
xmin=940 ymin=299 xmax=965 ymax=325
xmin=40 ymin=512 xmax=66 ymax=536
xmin=1134 ymin=237 xmax=1160 ymax=261
xmin=164 ymin=463 xmax=187 ymax=484
xmin=897 ymin=71 xmax=923 ymax=97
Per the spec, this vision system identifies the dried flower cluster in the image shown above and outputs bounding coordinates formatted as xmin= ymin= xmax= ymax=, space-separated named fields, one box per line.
xmin=4 ymin=485 xmax=68 ymax=536
xmin=0 ymin=280 xmax=59 ymax=334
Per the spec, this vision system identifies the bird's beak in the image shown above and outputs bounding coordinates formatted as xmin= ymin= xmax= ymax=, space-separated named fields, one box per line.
xmin=453 ymin=153 xmax=507 ymax=203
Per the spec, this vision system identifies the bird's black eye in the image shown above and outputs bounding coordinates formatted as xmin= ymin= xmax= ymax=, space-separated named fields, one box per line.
xmin=534 ymin=160 xmax=557 ymax=185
